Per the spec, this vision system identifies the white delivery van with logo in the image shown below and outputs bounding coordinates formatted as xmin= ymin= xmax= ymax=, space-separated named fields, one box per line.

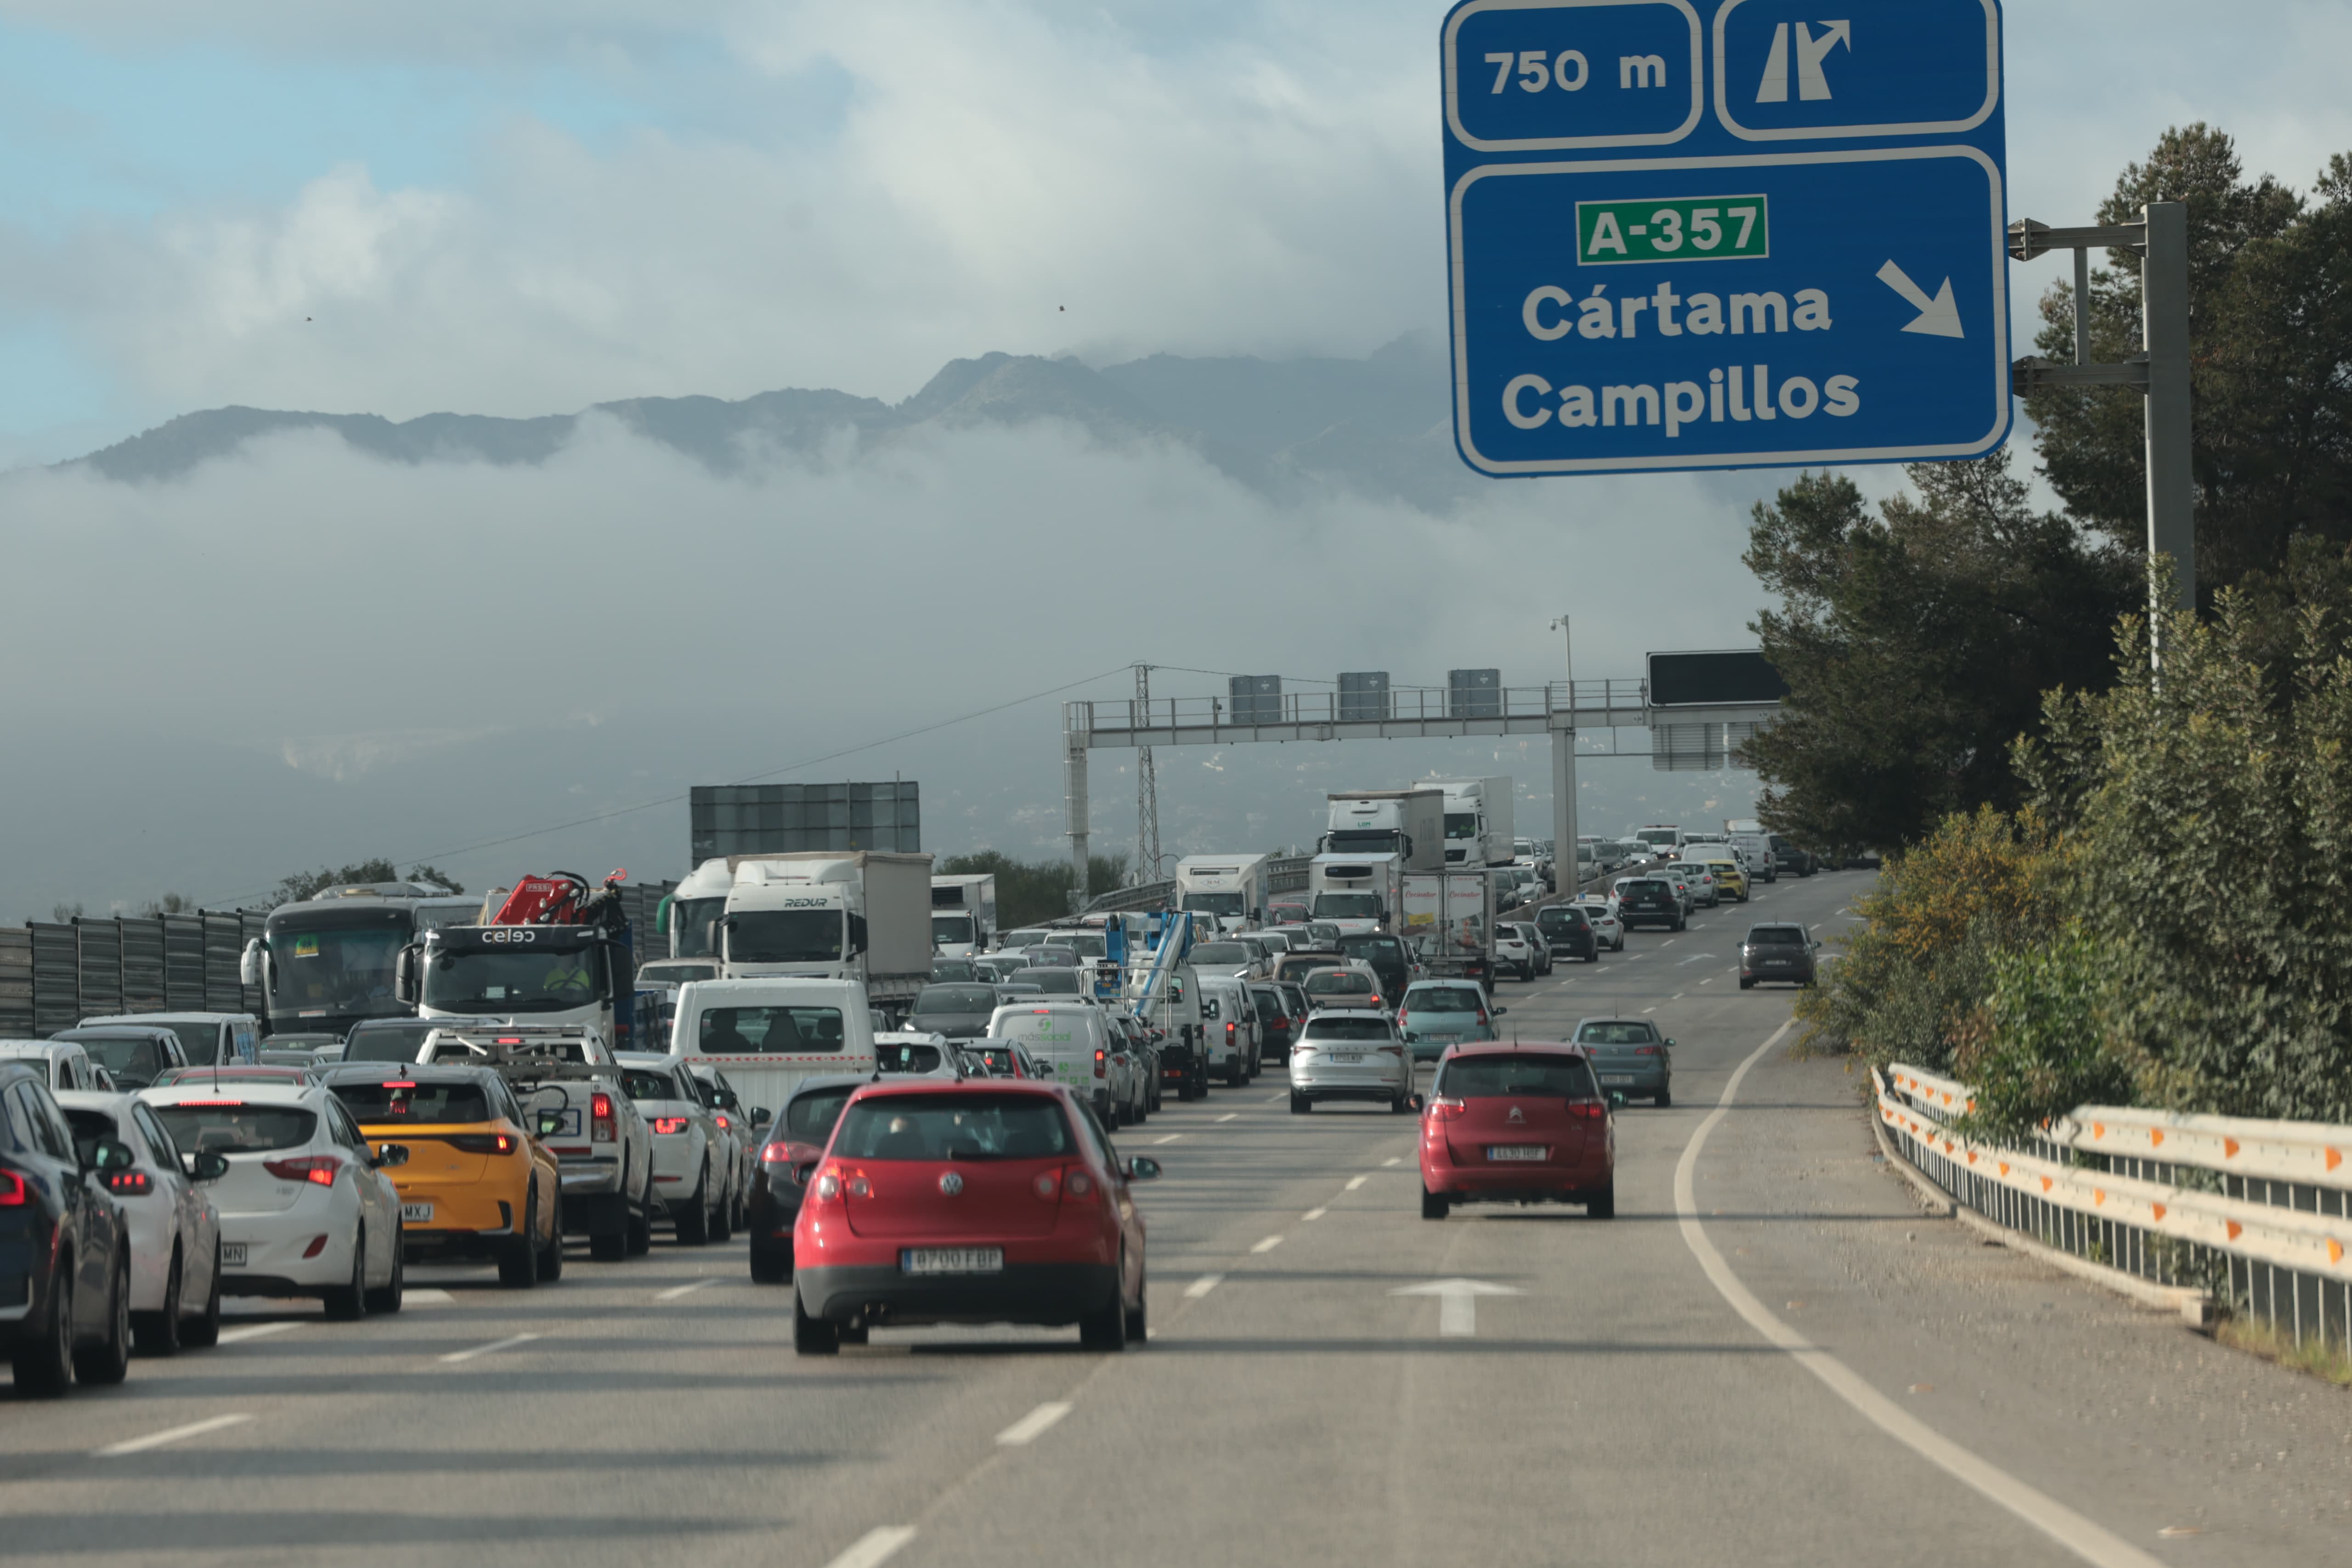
xmin=987 ymin=1002 xmax=1118 ymax=1126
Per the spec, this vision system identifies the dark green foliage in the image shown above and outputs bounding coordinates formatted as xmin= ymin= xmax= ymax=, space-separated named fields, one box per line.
xmin=937 ymin=850 xmax=1131 ymax=930
xmin=1740 ymin=455 xmax=2133 ymax=853
xmin=267 ymin=859 xmax=465 ymax=907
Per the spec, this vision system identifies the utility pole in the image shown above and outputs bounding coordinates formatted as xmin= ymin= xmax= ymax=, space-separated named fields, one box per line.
xmin=2009 ymin=201 xmax=2194 ymax=663
xmin=1549 ymin=614 xmax=1577 ymax=896
xmin=1135 ymin=663 xmax=1161 ymax=883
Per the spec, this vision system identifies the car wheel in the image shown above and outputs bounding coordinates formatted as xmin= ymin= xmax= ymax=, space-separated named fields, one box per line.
xmin=1587 ymin=1183 xmax=1616 ymax=1220
xmin=626 ymin=1194 xmax=653 ymax=1257
xmin=1227 ymin=1059 xmax=1246 ymax=1088
xmin=710 ymin=1177 xmax=734 ymax=1243
xmin=751 ymin=1242 xmax=792 ymax=1284
xmin=1655 ymin=1087 xmax=1672 ymax=1108
xmin=499 ymin=1190 xmax=543 ymax=1286
xmin=1289 ymin=1092 xmax=1310 ymax=1114
xmin=135 ymin=1249 xmax=185 ymax=1357
xmin=1420 ymin=1187 xmax=1449 ymax=1221
xmin=1739 ymin=978 xmax=1754 ymax=990
xmin=793 ymin=1285 xmax=839 ymax=1355
xmin=182 ymin=1240 xmax=223 ymax=1349
xmin=1390 ymin=1090 xmax=1413 ymax=1114
xmin=368 ymin=1234 xmax=407 ymax=1313
xmin=1124 ymin=1273 xmax=1148 ymax=1346
xmin=322 ymin=1228 xmax=369 ymax=1320
xmin=1104 ymin=1098 xmax=1122 ymax=1131
xmin=12 ymin=1259 xmax=74 ymax=1397
xmin=537 ymin=1199 xmax=565 ymax=1282
xmin=74 ymin=1253 xmax=133 ymax=1387
xmin=677 ymin=1174 xmax=712 ymax=1247
xmin=1079 ymin=1266 xmax=1130 ymax=1352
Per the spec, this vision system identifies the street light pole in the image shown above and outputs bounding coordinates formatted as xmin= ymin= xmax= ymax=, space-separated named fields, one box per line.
xmin=1550 ymin=614 xmax=1577 ymax=894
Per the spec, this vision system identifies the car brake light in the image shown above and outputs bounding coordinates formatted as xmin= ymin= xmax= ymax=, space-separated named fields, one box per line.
xmin=0 ymin=1170 xmax=25 ymax=1206
xmin=1094 ymin=1048 xmax=1107 ymax=1080
xmin=592 ymin=1092 xmax=616 ymax=1143
xmin=1571 ymin=1101 xmax=1606 ymax=1121
xmin=652 ymin=1116 xmax=690 ymax=1135
xmin=497 ymin=1037 xmax=523 ymax=1045
xmin=383 ymin=1081 xmax=416 ymax=1089
xmin=1634 ymin=1045 xmax=1659 ymax=1056
xmin=714 ymin=1113 xmax=733 ymax=1132
xmin=1429 ymin=1097 xmax=1468 ymax=1121
xmin=266 ymin=1155 xmax=342 ymax=1186
xmin=448 ymin=1133 xmax=518 ymax=1154
xmin=1475 ymin=1010 xmax=1488 ymax=1025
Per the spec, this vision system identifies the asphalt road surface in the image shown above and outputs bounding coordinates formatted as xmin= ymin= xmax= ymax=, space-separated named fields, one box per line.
xmin=6 ymin=870 xmax=2347 ymax=1567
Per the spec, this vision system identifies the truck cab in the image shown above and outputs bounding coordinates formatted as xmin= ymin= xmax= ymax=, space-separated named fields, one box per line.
xmin=1307 ymin=852 xmax=1400 ymax=936
xmin=404 ymin=922 xmax=639 ymax=1052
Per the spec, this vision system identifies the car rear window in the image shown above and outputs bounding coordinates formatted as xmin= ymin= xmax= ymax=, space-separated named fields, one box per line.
xmin=1436 ymin=1054 xmax=1599 ymax=1099
xmin=1306 ymin=971 xmax=1373 ymax=994
xmin=1747 ymin=927 xmax=1807 ymax=945
xmin=1537 ymin=907 xmax=1589 ymax=929
xmin=1301 ymin=1016 xmax=1394 ymax=1042
xmin=831 ymin=1093 xmax=1073 ymax=1160
xmin=1576 ymin=1022 xmax=1658 ymax=1044
xmin=1409 ymin=988 xmax=1484 ymax=1013
xmin=695 ymin=1005 xmax=846 ymax=1053
xmin=343 ymin=1022 xmax=440 ymax=1063
xmin=1020 ymin=969 xmax=1085 ymax=995
xmin=60 ymin=1108 xmax=119 ymax=1165
xmin=619 ymin=1070 xmax=682 ymax=1102
xmin=1191 ymin=943 xmax=1251 ymax=964
xmin=333 ymin=1080 xmax=498 ymax=1123
xmin=782 ymin=1086 xmax=855 ymax=1144
xmin=153 ymin=1103 xmax=318 ymax=1154
xmin=914 ymin=985 xmax=998 ymax=1014
xmin=877 ymin=1042 xmax=949 ymax=1073
xmin=64 ymin=1033 xmax=171 ymax=1085
xmin=963 ymin=1046 xmax=1022 ymax=1078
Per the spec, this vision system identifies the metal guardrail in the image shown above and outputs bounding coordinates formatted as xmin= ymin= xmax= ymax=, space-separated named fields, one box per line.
xmin=1880 ymin=1064 xmax=2352 ymax=1354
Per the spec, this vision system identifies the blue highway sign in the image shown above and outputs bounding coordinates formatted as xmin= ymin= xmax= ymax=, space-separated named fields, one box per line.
xmin=1443 ymin=0 xmax=2008 ymax=476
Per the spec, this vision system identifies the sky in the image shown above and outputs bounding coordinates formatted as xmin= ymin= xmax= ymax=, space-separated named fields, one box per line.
xmin=4 ymin=0 xmax=2349 ymax=920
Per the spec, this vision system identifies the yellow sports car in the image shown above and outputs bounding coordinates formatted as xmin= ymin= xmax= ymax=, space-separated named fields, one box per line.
xmin=1702 ymin=856 xmax=1749 ymax=901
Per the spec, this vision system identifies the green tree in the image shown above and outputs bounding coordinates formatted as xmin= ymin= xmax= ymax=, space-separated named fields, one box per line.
xmin=266 ymin=859 xmax=465 ymax=907
xmin=1739 ymin=455 xmax=2133 ymax=852
xmin=2025 ymin=125 xmax=2352 ymax=594
xmin=937 ymin=850 xmax=1132 ymax=930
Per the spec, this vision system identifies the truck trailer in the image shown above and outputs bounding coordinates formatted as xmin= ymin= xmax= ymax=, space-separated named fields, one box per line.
xmin=1319 ymin=789 xmax=1444 ymax=872
xmin=718 ymin=851 xmax=936 ymax=1016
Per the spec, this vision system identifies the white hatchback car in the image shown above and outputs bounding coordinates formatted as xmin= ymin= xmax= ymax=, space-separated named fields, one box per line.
xmin=1493 ymin=926 xmax=1539 ymax=980
xmin=141 ymin=1082 xmax=408 ymax=1319
xmin=1287 ymin=1008 xmax=1413 ymax=1114
xmin=1573 ymin=897 xmax=1627 ymax=951
xmin=616 ymin=1053 xmax=730 ymax=1246
xmin=55 ymin=1090 xmax=228 ymax=1353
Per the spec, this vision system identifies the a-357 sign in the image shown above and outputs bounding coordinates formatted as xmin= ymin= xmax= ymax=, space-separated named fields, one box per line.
xmin=1442 ymin=0 xmax=2010 ymax=476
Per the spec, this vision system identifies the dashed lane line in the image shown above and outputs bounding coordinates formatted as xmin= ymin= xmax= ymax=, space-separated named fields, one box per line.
xmin=94 ymin=1413 xmax=252 ymax=1458
xmin=1345 ymin=1174 xmax=1369 ymax=1191
xmin=1302 ymin=1207 xmax=1328 ymax=1222
xmin=656 ymin=1277 xmax=718 ymax=1302
xmin=217 ymin=1321 xmax=302 ymax=1345
xmin=1381 ymin=1157 xmax=1402 ymax=1167
xmin=1214 ymin=1113 xmax=1238 ymax=1123
xmin=1152 ymin=1133 xmax=1182 ymax=1145
xmin=1184 ymin=1274 xmax=1224 ymax=1300
xmin=1250 ymin=1235 xmax=1284 ymax=1253
xmin=994 ymin=1403 xmax=1074 ymax=1446
xmin=438 ymin=1331 xmax=541 ymax=1364
xmin=820 ymin=1526 xmax=918 ymax=1568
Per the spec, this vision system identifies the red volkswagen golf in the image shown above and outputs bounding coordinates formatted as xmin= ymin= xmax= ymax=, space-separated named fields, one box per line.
xmin=791 ymin=1078 xmax=1159 ymax=1354
xmin=1418 ymin=1043 xmax=1615 ymax=1219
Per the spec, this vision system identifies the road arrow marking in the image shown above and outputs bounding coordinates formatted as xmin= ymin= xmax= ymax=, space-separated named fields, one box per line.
xmin=1877 ymin=260 xmax=1964 ymax=338
xmin=1389 ymin=1277 xmax=1525 ymax=1337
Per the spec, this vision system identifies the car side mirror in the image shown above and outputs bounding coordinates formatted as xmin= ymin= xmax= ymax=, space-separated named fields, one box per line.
xmin=1607 ymin=1090 xmax=1628 ymax=1109
xmin=1493 ymin=1007 xmax=1507 ymax=1017
xmin=394 ymin=945 xmax=420 ymax=1005
xmin=185 ymin=1149 xmax=232 ymax=1183
xmin=751 ymin=1107 xmax=772 ymax=1127
xmin=373 ymin=1143 xmax=410 ymax=1169
xmin=1125 ymin=1156 xmax=1162 ymax=1181
xmin=1409 ymin=1093 xmax=1426 ymax=1112
xmin=88 ymin=1138 xmax=136 ymax=1174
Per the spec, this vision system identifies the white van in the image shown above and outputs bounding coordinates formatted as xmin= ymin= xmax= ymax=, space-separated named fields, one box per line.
xmin=987 ymin=1002 xmax=1119 ymax=1126
xmin=1726 ymin=832 xmax=1778 ymax=882
xmin=78 ymin=1011 xmax=260 ymax=1067
xmin=0 ymin=1039 xmax=100 ymax=1091
xmin=1193 ymin=972 xmax=1258 ymax=1087
xmin=668 ymin=978 xmax=877 ymax=1128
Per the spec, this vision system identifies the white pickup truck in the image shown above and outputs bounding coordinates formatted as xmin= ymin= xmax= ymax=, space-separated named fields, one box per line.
xmin=422 ymin=1024 xmax=656 ymax=1263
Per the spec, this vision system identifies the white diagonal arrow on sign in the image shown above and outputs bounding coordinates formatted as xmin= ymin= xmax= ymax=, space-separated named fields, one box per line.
xmin=1389 ymin=1277 xmax=1524 ymax=1337
xmin=1876 ymin=260 xmax=1964 ymax=339
xmin=1795 ymin=21 xmax=1851 ymax=101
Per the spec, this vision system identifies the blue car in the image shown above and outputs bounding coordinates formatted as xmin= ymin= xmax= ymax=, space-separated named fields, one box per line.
xmin=1397 ymin=982 xmax=1503 ymax=1062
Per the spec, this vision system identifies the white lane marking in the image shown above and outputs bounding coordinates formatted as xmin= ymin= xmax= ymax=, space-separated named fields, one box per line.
xmin=1265 ymin=1093 xmax=1285 ymax=1104
xmin=1345 ymin=1174 xmax=1369 ymax=1191
xmin=822 ymin=1526 xmax=918 ymax=1568
xmin=994 ymin=1402 xmax=1074 ymax=1446
xmin=438 ymin=1331 xmax=541 ymax=1364
xmin=1381 ymin=1157 xmax=1402 ymax=1167
xmin=1672 ymin=993 xmax=1685 ymax=1000
xmin=656 ymin=1277 xmax=718 ymax=1302
xmin=1215 ymin=1113 xmax=1238 ymax=1123
xmin=1641 ymin=1007 xmax=1657 ymax=1014
xmin=1152 ymin=1133 xmax=1182 ymax=1145
xmin=1302 ymin=1207 xmax=1327 ymax=1222
xmin=1661 ymin=938 xmax=1678 ymax=946
xmin=1674 ymin=1025 xmax=2168 ymax=1568
xmin=1250 ymin=1235 xmax=1283 ymax=1253
xmin=1390 ymin=1277 xmax=1522 ymax=1338
xmin=1677 ymin=954 xmax=1713 ymax=964
xmin=1700 ymin=977 xmax=1715 ymax=985
xmin=94 ymin=1413 xmax=252 ymax=1457
xmin=217 ymin=1321 xmax=301 ymax=1345
xmin=402 ymin=1288 xmax=454 ymax=1305
xmin=1184 ymin=1273 xmax=1224 ymax=1300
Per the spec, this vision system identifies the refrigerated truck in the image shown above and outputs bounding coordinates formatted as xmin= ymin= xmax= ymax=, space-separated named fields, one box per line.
xmin=1320 ymin=789 xmax=1445 ymax=871
xmin=1434 ymin=777 xmax=1516 ymax=868
xmin=1174 ymin=854 xmax=1274 ymax=932
xmin=1307 ymin=852 xmax=1403 ymax=936
xmin=718 ymin=851 xmax=936 ymax=1014
xmin=929 ymin=874 xmax=998 ymax=956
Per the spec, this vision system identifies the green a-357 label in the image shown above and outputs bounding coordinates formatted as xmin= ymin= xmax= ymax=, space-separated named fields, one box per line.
xmin=1576 ymin=196 xmax=1770 ymax=265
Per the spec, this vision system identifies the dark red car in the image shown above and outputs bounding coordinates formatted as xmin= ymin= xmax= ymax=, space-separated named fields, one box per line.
xmin=791 ymin=1079 xmax=1158 ymax=1353
xmin=1418 ymin=1043 xmax=1614 ymax=1220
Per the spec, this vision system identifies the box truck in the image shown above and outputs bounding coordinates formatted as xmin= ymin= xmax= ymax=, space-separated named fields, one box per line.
xmin=929 ymin=874 xmax=998 ymax=955
xmin=1434 ymin=777 xmax=1516 ymax=867
xmin=1307 ymin=853 xmax=1403 ymax=936
xmin=1319 ymin=789 xmax=1444 ymax=872
xmin=718 ymin=852 xmax=935 ymax=1014
xmin=1174 ymin=854 xmax=1275 ymax=932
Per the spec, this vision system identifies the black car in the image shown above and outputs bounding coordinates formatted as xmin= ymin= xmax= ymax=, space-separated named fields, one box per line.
xmin=1250 ymin=984 xmax=1298 ymax=1060
xmin=1618 ymin=878 xmax=1686 ymax=931
xmin=905 ymin=983 xmax=1003 ymax=1042
xmin=1533 ymin=904 xmax=1599 ymax=962
xmin=746 ymin=1075 xmax=865 ymax=1284
xmin=1768 ymin=836 xmax=1819 ymax=878
xmin=1334 ymin=933 xmax=1413 ymax=1001
xmin=1740 ymin=925 xmax=1820 ymax=988
xmin=0 ymin=1063 xmax=136 ymax=1396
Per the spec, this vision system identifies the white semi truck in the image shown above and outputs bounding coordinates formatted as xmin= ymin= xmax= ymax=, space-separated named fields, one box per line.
xmin=1307 ymin=852 xmax=1403 ymax=936
xmin=718 ymin=851 xmax=936 ymax=1015
xmin=1319 ymin=788 xmax=1445 ymax=872
xmin=929 ymin=873 xmax=998 ymax=955
xmin=1434 ymin=777 xmax=1516 ymax=867
xmin=1173 ymin=854 xmax=1275 ymax=932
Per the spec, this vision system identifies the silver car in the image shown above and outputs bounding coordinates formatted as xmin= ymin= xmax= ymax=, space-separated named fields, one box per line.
xmin=1288 ymin=1008 xmax=1413 ymax=1114
xmin=1573 ymin=1018 xmax=1672 ymax=1107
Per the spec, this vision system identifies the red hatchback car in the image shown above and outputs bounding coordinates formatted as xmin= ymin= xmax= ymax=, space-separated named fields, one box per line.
xmin=1418 ymin=1043 xmax=1615 ymax=1219
xmin=792 ymin=1078 xmax=1158 ymax=1354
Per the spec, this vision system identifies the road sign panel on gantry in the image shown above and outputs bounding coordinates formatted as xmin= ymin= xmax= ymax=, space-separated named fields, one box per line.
xmin=1443 ymin=0 xmax=2007 ymax=476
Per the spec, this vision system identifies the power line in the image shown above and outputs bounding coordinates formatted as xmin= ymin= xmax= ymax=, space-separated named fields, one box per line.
xmin=200 ymin=664 xmax=1137 ymax=908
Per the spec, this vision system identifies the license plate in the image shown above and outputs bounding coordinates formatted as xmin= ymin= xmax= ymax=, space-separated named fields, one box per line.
xmin=1427 ymin=1034 xmax=1459 ymax=1044
xmin=401 ymin=1203 xmax=435 ymax=1223
xmin=901 ymin=1247 xmax=1004 ymax=1275
xmin=220 ymin=1243 xmax=248 ymax=1267
xmin=1329 ymin=1052 xmax=1363 ymax=1063
xmin=1601 ymin=1074 xmax=1636 ymax=1085
xmin=1487 ymin=1146 xmax=1548 ymax=1161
